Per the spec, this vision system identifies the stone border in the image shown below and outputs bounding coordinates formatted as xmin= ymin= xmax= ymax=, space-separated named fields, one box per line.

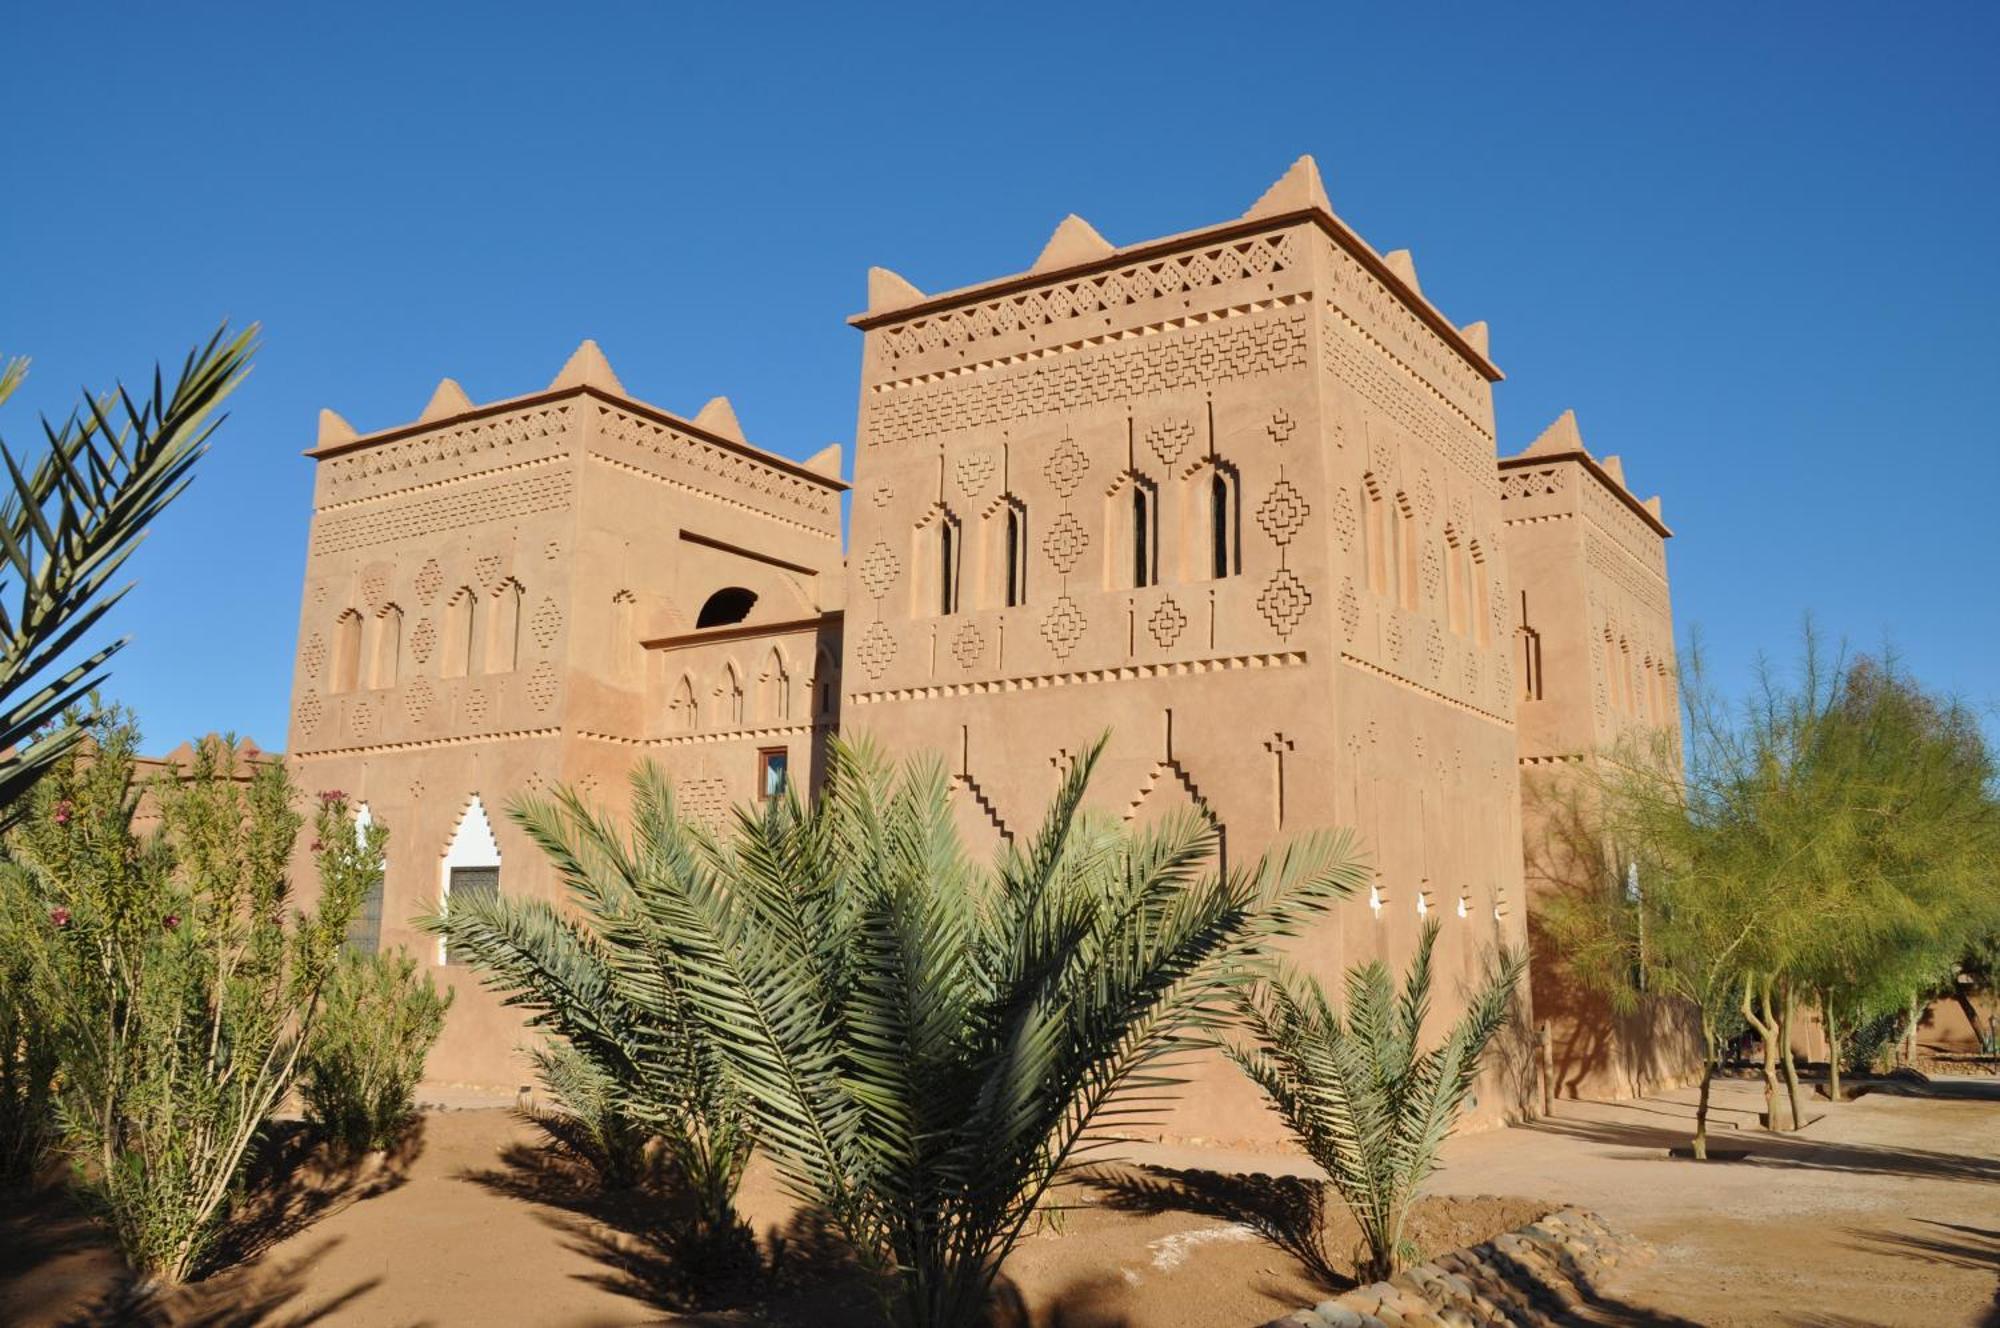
xmin=1260 ymin=1207 xmax=1651 ymax=1328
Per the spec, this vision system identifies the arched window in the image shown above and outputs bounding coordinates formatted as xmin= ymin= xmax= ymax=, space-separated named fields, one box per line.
xmin=938 ymin=515 xmax=962 ymax=615
xmin=1363 ymin=476 xmax=1389 ymax=597
xmin=1003 ymin=503 xmax=1027 ymax=607
xmin=1395 ymin=494 xmax=1419 ymax=612
xmin=1208 ymin=466 xmax=1240 ymax=579
xmin=1519 ymin=592 xmax=1544 ymax=701
xmin=697 ymin=587 xmax=757 ymax=628
xmin=813 ymin=646 xmax=838 ymax=715
xmin=487 ymin=579 xmax=523 ymax=673
xmin=1444 ymin=528 xmax=1467 ymax=635
xmin=760 ymin=647 xmax=790 ymax=721
xmin=674 ymin=674 xmax=700 ymax=732
xmin=723 ymin=662 xmax=745 ymax=726
xmin=330 ymin=610 xmax=363 ymax=694
xmin=439 ymin=795 xmax=501 ymax=967
xmin=442 ymin=588 xmax=478 ymax=678
xmin=346 ymin=802 xmax=382 ymax=954
xmin=1122 ymin=478 xmax=1158 ymax=589
xmin=368 ymin=604 xmax=403 ymax=689
xmin=1470 ymin=542 xmax=1491 ymax=649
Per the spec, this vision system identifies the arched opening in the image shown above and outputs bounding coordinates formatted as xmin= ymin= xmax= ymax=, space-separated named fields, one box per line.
xmin=1132 ymin=483 xmax=1157 ymax=588
xmin=1395 ymin=493 xmax=1419 ymax=612
xmin=346 ymin=802 xmax=382 ymax=955
xmin=487 ymin=579 xmax=523 ymax=674
xmin=1444 ymin=528 xmax=1467 ymax=635
xmin=814 ymin=646 xmax=838 ymax=715
xmin=1362 ymin=476 xmax=1388 ymax=597
xmin=1003 ymin=502 xmax=1027 ymax=607
xmin=723 ymin=661 xmax=745 ymax=726
xmin=439 ymin=795 xmax=501 ymax=966
xmin=697 ymin=586 xmax=758 ymax=628
xmin=673 ymin=674 xmax=700 ymax=732
xmin=443 ymin=587 xmax=478 ymax=678
xmin=760 ymin=647 xmax=790 ymax=721
xmin=1208 ymin=466 xmax=1240 ymax=580
xmin=369 ymin=604 xmax=403 ymax=689
xmin=330 ymin=610 xmax=363 ymax=694
xmin=938 ymin=516 xmax=962 ymax=615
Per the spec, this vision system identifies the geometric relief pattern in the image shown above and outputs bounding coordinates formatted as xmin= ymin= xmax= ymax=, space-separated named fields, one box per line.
xmin=1255 ymin=478 xmax=1311 ymax=546
xmin=1338 ymin=577 xmax=1360 ymax=642
xmin=416 ymin=559 xmax=443 ymax=604
xmin=1386 ymin=612 xmax=1407 ymax=667
xmin=679 ymin=777 xmax=729 ymax=830
xmin=954 ymin=451 xmax=994 ymax=497
xmin=1256 ymin=567 xmax=1313 ymax=639
xmin=1041 ymin=512 xmax=1089 ymax=574
xmin=526 ymin=661 xmax=558 ymax=710
xmin=951 ymin=622 xmax=985 ymax=670
xmin=1420 ymin=542 xmax=1442 ymax=603
xmin=1045 ymin=436 xmax=1090 ymax=498
xmin=311 ymin=472 xmax=575 ymax=557
xmin=295 ymin=690 xmax=322 ymax=736
xmin=1040 ymin=594 xmax=1086 ymax=660
xmin=475 ymin=554 xmax=503 ymax=588
xmin=361 ymin=568 xmax=388 ymax=611
xmin=405 ymin=677 xmax=435 ymax=725
xmin=530 ymin=597 xmax=563 ymax=650
xmin=1331 ymin=485 xmax=1356 ymax=551
xmin=1147 ymin=594 xmax=1187 ymax=649
xmin=409 ymin=617 xmax=437 ymax=665
xmin=465 ymin=686 xmax=488 ymax=726
xmin=1490 ymin=579 xmax=1508 ymax=639
xmin=1146 ymin=418 xmax=1193 ymax=469
xmin=1414 ymin=467 xmax=1437 ymax=524
xmin=859 ymin=542 xmax=900 ymax=600
xmin=1423 ymin=620 xmax=1445 ymax=681
xmin=300 ymin=633 xmax=326 ymax=679
xmin=350 ymin=699 xmax=374 ymax=737
xmin=857 ymin=621 xmax=898 ymax=678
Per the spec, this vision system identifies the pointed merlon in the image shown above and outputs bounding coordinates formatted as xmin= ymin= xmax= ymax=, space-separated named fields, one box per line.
xmin=1600 ymin=454 xmax=1627 ymax=487
xmin=803 ymin=441 xmax=843 ymax=480
xmin=549 ymin=339 xmax=626 ymax=395
xmin=868 ymin=265 xmax=926 ymax=315
xmin=1031 ymin=214 xmax=1115 ymax=273
xmin=1459 ymin=321 xmax=1490 ymax=357
xmin=1525 ymin=409 xmax=1586 ymax=457
xmin=317 ymin=408 xmax=357 ymax=447
xmin=1643 ymin=495 xmax=1664 ymax=520
xmin=419 ymin=377 xmax=474 ymax=423
xmin=1243 ymin=154 xmax=1333 ymax=220
xmin=693 ymin=395 xmax=746 ymax=443
xmin=1382 ymin=249 xmax=1422 ymax=295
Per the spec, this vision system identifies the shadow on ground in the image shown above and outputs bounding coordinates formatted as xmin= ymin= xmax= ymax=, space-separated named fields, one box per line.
xmin=1524 ymin=1113 xmax=2000 ymax=1185
xmin=1077 ymin=1163 xmax=1347 ymax=1290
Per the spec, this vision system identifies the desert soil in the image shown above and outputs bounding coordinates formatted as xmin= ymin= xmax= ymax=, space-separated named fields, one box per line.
xmin=2 ymin=1076 xmax=1994 ymax=1327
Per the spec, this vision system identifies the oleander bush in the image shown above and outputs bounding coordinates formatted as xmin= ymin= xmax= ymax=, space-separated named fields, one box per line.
xmin=301 ymin=947 xmax=452 ymax=1157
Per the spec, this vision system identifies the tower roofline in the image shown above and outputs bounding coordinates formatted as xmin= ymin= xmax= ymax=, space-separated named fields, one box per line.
xmin=850 ymin=205 xmax=1502 ymax=383
xmin=1498 ymin=445 xmax=1672 ymax=539
xmin=304 ymin=382 xmax=848 ymax=494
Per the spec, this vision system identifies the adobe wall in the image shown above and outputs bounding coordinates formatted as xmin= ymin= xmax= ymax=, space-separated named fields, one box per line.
xmin=842 ymin=162 xmax=1534 ymax=1141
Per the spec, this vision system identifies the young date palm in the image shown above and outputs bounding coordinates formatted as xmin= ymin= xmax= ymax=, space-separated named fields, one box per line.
xmin=645 ymin=735 xmax=1364 ymax=1327
xmin=1229 ymin=919 xmax=1524 ymax=1283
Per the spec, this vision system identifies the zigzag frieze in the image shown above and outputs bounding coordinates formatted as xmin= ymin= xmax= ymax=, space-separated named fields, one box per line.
xmin=310 ymin=468 xmax=575 ymax=555
xmin=1321 ymin=308 xmax=1497 ymax=495
xmin=874 ymin=231 xmax=1297 ymax=371
xmin=315 ymin=453 xmax=568 ymax=515
xmin=1583 ymin=528 xmax=1669 ymax=614
xmin=862 ymin=302 xmax=1309 ymax=447
xmin=1338 ymin=651 xmax=1513 ymax=727
xmin=1318 ymin=238 xmax=1488 ymax=419
xmin=593 ymin=406 xmax=840 ymax=530
xmin=1579 ymin=478 xmax=1668 ymax=575
xmin=576 ymin=720 xmax=834 ymax=748
xmin=320 ymin=403 xmax=574 ymax=503
xmin=292 ymin=726 xmax=563 ymax=759
xmin=848 ymin=650 xmax=1307 ymax=704
xmin=585 ymin=453 xmax=834 ymax=536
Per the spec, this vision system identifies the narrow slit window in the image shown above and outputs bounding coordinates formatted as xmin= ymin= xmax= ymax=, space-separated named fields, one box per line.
xmin=1209 ymin=470 xmax=1239 ymax=579
xmin=1132 ymin=484 xmax=1156 ymax=589
xmin=939 ymin=516 xmax=961 ymax=616
xmin=1004 ymin=505 xmax=1026 ymax=607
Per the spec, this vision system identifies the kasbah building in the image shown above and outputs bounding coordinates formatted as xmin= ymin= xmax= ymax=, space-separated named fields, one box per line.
xmin=283 ymin=156 xmax=1691 ymax=1144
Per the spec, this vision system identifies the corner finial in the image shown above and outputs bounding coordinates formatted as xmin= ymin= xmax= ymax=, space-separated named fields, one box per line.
xmin=1382 ymin=249 xmax=1421 ymax=295
xmin=1243 ymin=155 xmax=1333 ymax=220
xmin=1525 ymin=409 xmax=1586 ymax=457
xmin=549 ymin=339 xmax=625 ymax=395
xmin=693 ymin=395 xmax=746 ymax=443
xmin=1600 ymin=454 xmax=1627 ymax=486
xmin=803 ymin=441 xmax=843 ymax=479
xmin=419 ymin=377 xmax=474 ymax=423
xmin=317 ymin=408 xmax=357 ymax=446
xmin=868 ymin=266 xmax=926 ymax=315
xmin=1031 ymin=214 xmax=1115 ymax=273
xmin=1459 ymin=321 xmax=1490 ymax=357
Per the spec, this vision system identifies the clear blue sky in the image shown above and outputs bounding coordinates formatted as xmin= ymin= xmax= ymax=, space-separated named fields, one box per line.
xmin=4 ymin=3 xmax=1995 ymax=752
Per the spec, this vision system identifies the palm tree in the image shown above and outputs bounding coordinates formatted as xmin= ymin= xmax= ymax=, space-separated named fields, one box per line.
xmin=1228 ymin=919 xmax=1524 ymax=1283
xmin=418 ymin=773 xmax=753 ymax=1250
xmin=0 ymin=325 xmax=255 ymax=816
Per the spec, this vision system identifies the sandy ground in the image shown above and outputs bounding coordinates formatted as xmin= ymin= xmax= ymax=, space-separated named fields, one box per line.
xmin=2 ymin=1077 xmax=1994 ymax=1327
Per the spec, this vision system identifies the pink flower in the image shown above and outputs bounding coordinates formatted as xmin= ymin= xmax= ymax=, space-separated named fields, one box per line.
xmin=50 ymin=906 xmax=71 ymax=928
xmin=319 ymin=789 xmax=347 ymax=806
xmin=52 ymin=799 xmax=73 ymax=826
xmin=310 ymin=838 xmax=325 ymax=853
xmin=162 ymin=913 xmax=180 ymax=931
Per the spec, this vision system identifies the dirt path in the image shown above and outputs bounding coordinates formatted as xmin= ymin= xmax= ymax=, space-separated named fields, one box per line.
xmin=3 ymin=1078 xmax=1993 ymax=1326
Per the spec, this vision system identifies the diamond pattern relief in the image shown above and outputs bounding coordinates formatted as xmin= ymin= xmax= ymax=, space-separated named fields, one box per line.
xmin=475 ymin=554 xmax=502 ymax=588
xmin=295 ymin=691 xmax=322 ymax=736
xmin=1042 ymin=512 xmax=1090 ymax=574
xmin=955 ymin=451 xmax=995 ymax=497
xmin=1338 ymin=577 xmax=1360 ymax=642
xmin=1386 ymin=612 xmax=1407 ymax=664
xmin=1332 ymin=486 xmax=1357 ymax=551
xmin=1256 ymin=568 xmax=1313 ymax=638
xmin=1420 ymin=543 xmax=1442 ymax=602
xmin=350 ymin=699 xmax=374 ymax=737
xmin=465 ymin=687 xmax=488 ymax=725
xmin=1044 ymin=436 xmax=1089 ymax=498
xmin=1040 ymin=595 xmax=1086 ymax=659
xmin=1491 ymin=580 xmax=1508 ymax=637
xmin=1415 ymin=467 xmax=1437 ymax=523
xmin=300 ymin=633 xmax=326 ymax=679
xmin=857 ymin=621 xmax=898 ymax=678
xmin=361 ymin=569 xmax=388 ymax=610
xmin=409 ymin=617 xmax=436 ymax=664
xmin=951 ymin=622 xmax=985 ymax=669
xmin=1266 ymin=409 xmax=1296 ymax=445
xmin=406 ymin=677 xmax=435 ymax=724
xmin=859 ymin=542 xmax=900 ymax=600
xmin=1424 ymin=620 xmax=1445 ymax=680
xmin=1147 ymin=595 xmax=1187 ymax=649
xmin=1256 ymin=478 xmax=1311 ymax=546
xmin=1146 ymin=418 xmax=1193 ymax=469
xmin=530 ymin=597 xmax=563 ymax=650
xmin=526 ymin=661 xmax=559 ymax=710
xmin=415 ymin=560 xmax=442 ymax=605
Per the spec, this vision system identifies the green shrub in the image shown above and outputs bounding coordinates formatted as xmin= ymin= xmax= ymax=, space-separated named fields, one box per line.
xmin=0 ymin=872 xmax=58 ymax=1187
xmin=5 ymin=719 xmax=369 ymax=1284
xmin=301 ymin=948 xmax=452 ymax=1156
xmin=526 ymin=1039 xmax=655 ymax=1190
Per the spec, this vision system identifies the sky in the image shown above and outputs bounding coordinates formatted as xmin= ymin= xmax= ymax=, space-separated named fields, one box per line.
xmin=3 ymin=2 xmax=1996 ymax=752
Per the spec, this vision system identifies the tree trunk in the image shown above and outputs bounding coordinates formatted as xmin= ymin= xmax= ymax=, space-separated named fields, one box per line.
xmin=1901 ymin=992 xmax=1920 ymax=1067
xmin=1692 ymin=1016 xmax=1717 ymax=1162
xmin=1741 ymin=973 xmax=1781 ymax=1129
xmin=1778 ymin=978 xmax=1805 ymax=1128
xmin=1822 ymin=988 xmax=1844 ymax=1103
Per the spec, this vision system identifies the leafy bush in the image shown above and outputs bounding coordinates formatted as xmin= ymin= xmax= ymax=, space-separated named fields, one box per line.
xmin=1229 ymin=918 xmax=1525 ymax=1282
xmin=0 ymin=873 xmax=58 ymax=1187
xmin=5 ymin=720 xmax=369 ymax=1284
xmin=301 ymin=947 xmax=452 ymax=1156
